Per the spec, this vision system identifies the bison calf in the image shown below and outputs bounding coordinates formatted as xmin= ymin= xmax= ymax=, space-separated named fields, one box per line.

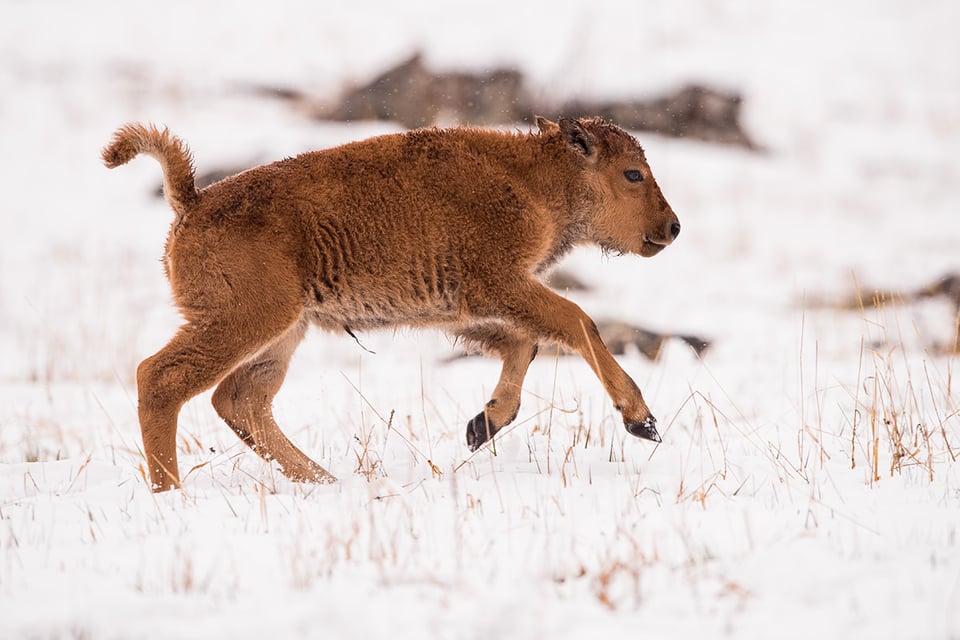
xmin=102 ymin=116 xmax=680 ymax=492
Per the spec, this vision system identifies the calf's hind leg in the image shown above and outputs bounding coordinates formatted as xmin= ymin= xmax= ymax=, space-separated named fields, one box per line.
xmin=212 ymin=319 xmax=335 ymax=484
xmin=137 ymin=313 xmax=299 ymax=492
xmin=458 ymin=324 xmax=538 ymax=451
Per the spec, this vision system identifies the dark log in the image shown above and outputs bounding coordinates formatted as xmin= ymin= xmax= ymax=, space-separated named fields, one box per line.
xmin=302 ymin=54 xmax=759 ymax=148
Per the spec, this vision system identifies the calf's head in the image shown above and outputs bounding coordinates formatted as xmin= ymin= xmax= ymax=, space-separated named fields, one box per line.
xmin=538 ymin=116 xmax=680 ymax=257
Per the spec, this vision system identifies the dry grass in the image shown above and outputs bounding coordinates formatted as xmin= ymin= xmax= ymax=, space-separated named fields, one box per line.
xmin=798 ymin=288 xmax=959 ymax=488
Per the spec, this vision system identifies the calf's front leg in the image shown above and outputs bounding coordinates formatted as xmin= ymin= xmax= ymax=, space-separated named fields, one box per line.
xmin=477 ymin=281 xmax=662 ymax=444
xmin=456 ymin=323 xmax=539 ymax=451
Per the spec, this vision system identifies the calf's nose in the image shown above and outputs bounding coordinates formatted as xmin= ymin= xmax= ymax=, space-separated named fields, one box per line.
xmin=669 ymin=221 xmax=681 ymax=240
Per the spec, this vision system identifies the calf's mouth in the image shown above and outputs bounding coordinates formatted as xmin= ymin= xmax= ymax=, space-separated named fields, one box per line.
xmin=640 ymin=238 xmax=668 ymax=257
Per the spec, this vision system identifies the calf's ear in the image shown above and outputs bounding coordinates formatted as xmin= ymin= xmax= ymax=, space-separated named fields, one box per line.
xmin=535 ymin=115 xmax=559 ymax=134
xmin=558 ymin=117 xmax=596 ymax=160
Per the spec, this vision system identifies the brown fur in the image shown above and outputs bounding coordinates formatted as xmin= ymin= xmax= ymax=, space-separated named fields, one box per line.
xmin=102 ymin=117 xmax=680 ymax=492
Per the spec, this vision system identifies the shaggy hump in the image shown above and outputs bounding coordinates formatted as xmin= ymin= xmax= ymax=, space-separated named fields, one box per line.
xmin=102 ymin=123 xmax=200 ymax=216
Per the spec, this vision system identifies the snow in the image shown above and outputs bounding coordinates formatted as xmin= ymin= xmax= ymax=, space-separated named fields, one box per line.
xmin=2 ymin=0 xmax=959 ymax=638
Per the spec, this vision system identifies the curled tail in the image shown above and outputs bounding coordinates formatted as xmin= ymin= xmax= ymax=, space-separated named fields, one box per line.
xmin=101 ymin=123 xmax=200 ymax=217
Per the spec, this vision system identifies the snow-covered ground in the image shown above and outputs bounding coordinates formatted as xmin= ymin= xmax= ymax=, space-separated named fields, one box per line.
xmin=1 ymin=1 xmax=959 ymax=638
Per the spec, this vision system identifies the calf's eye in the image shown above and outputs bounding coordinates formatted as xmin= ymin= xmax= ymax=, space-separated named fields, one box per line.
xmin=624 ymin=169 xmax=644 ymax=183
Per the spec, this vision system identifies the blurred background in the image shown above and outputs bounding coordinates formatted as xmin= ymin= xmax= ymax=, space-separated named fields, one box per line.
xmin=1 ymin=3 xmax=959 ymax=637
xmin=1 ymin=0 xmax=957 ymax=440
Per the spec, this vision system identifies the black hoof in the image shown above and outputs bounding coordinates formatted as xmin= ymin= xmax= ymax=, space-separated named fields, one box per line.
xmin=466 ymin=411 xmax=496 ymax=451
xmin=625 ymin=415 xmax=661 ymax=443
